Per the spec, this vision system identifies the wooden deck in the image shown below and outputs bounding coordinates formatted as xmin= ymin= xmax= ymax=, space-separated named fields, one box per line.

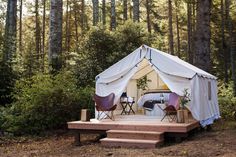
xmin=68 ymin=115 xmax=199 ymax=133
xmin=68 ymin=115 xmax=200 ymax=148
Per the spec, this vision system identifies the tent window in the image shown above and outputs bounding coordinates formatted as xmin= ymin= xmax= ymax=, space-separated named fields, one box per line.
xmin=208 ymin=81 xmax=211 ymax=100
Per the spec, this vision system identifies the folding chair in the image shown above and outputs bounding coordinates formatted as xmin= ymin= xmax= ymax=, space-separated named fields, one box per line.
xmin=160 ymin=92 xmax=180 ymax=122
xmin=93 ymin=93 xmax=117 ymax=120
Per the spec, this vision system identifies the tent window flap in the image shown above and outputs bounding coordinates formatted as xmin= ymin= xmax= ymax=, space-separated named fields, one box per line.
xmin=208 ymin=81 xmax=211 ymax=101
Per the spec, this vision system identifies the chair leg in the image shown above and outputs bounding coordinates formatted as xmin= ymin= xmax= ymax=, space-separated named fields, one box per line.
xmin=161 ymin=115 xmax=166 ymax=121
xmin=97 ymin=110 xmax=115 ymax=121
xmin=111 ymin=111 xmax=114 ymax=121
xmin=127 ymin=103 xmax=135 ymax=115
xmin=168 ymin=113 xmax=177 ymax=122
xmin=121 ymin=103 xmax=128 ymax=115
xmin=97 ymin=111 xmax=100 ymax=120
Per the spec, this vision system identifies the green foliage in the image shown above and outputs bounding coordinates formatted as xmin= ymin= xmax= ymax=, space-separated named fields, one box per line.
xmin=218 ymin=82 xmax=236 ymax=120
xmin=0 ymin=71 xmax=94 ymax=135
xmin=75 ymin=22 xmax=151 ymax=87
xmin=115 ymin=20 xmax=152 ymax=60
xmin=74 ymin=27 xmax=118 ymax=87
xmin=179 ymin=89 xmax=191 ymax=109
xmin=76 ymin=86 xmax=95 ymax=118
xmin=0 ymin=61 xmax=17 ymax=106
xmin=137 ymin=75 xmax=151 ymax=90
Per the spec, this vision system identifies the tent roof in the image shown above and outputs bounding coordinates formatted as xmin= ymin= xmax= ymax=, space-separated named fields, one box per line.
xmin=149 ymin=47 xmax=216 ymax=79
xmin=96 ymin=45 xmax=216 ymax=82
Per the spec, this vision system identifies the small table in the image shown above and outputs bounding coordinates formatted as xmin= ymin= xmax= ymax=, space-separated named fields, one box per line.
xmin=120 ymin=97 xmax=135 ymax=115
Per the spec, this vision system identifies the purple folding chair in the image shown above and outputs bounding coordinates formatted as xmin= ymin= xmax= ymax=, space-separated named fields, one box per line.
xmin=93 ymin=93 xmax=117 ymax=120
xmin=161 ymin=92 xmax=180 ymax=122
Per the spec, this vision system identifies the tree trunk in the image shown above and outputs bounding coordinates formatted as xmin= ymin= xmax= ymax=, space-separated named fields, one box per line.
xmin=192 ymin=0 xmax=196 ymax=33
xmin=35 ymin=0 xmax=41 ymax=63
xmin=102 ymin=0 xmax=106 ymax=26
xmin=176 ymin=15 xmax=180 ymax=57
xmin=49 ymin=0 xmax=63 ymax=72
xmin=65 ymin=0 xmax=71 ymax=53
xmin=168 ymin=0 xmax=174 ymax=55
xmin=73 ymin=0 xmax=79 ymax=52
xmin=123 ymin=0 xmax=128 ymax=21
xmin=3 ymin=0 xmax=17 ymax=62
xmin=92 ymin=0 xmax=99 ymax=26
xmin=81 ymin=0 xmax=85 ymax=32
xmin=110 ymin=0 xmax=116 ymax=30
xmin=231 ymin=31 xmax=236 ymax=96
xmin=192 ymin=0 xmax=196 ymax=60
xmin=42 ymin=0 xmax=46 ymax=72
xmin=129 ymin=1 xmax=132 ymax=19
xmin=187 ymin=0 xmax=193 ymax=63
xmin=146 ymin=0 xmax=151 ymax=33
xmin=175 ymin=0 xmax=180 ymax=57
xmin=221 ymin=0 xmax=228 ymax=84
xmin=225 ymin=0 xmax=231 ymax=83
xmin=193 ymin=0 xmax=211 ymax=72
xmin=19 ymin=0 xmax=23 ymax=52
xmin=133 ymin=0 xmax=139 ymax=22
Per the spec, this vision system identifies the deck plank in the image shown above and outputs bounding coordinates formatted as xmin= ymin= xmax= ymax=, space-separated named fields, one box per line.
xmin=67 ymin=115 xmax=199 ymax=133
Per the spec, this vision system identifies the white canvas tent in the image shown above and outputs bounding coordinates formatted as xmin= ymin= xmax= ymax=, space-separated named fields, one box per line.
xmin=95 ymin=45 xmax=220 ymax=126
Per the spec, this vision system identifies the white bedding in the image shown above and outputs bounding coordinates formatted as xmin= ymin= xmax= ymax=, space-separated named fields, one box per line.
xmin=137 ymin=93 xmax=170 ymax=107
xmin=145 ymin=103 xmax=166 ymax=116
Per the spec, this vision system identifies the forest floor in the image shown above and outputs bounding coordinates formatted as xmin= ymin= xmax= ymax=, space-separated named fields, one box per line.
xmin=0 ymin=120 xmax=236 ymax=157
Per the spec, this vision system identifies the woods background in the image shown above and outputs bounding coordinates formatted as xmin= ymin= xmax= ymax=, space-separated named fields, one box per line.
xmin=0 ymin=0 xmax=236 ymax=135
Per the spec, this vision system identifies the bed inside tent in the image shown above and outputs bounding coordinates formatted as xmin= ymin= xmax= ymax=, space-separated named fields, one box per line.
xmin=122 ymin=58 xmax=172 ymax=115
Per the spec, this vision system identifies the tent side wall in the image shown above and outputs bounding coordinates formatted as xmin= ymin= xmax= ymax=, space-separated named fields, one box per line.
xmin=190 ymin=75 xmax=220 ymax=126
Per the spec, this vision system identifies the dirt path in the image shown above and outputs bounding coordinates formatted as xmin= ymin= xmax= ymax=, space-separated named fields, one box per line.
xmin=0 ymin=120 xmax=236 ymax=157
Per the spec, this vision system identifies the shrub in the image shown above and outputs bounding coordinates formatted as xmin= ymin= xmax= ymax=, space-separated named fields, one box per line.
xmin=115 ymin=20 xmax=151 ymax=61
xmin=218 ymin=82 xmax=236 ymax=120
xmin=1 ymin=71 xmax=95 ymax=135
xmin=0 ymin=61 xmax=17 ymax=106
xmin=74 ymin=22 xmax=151 ymax=87
xmin=75 ymin=28 xmax=118 ymax=87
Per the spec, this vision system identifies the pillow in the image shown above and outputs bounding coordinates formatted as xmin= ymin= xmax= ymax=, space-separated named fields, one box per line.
xmin=161 ymin=84 xmax=169 ymax=90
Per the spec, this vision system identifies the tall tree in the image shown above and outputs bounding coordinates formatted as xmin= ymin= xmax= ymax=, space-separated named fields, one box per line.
xmin=19 ymin=0 xmax=23 ymax=52
xmin=65 ymin=0 xmax=71 ymax=53
xmin=42 ymin=0 xmax=46 ymax=72
xmin=73 ymin=0 xmax=79 ymax=52
xmin=175 ymin=0 xmax=180 ymax=57
xmin=146 ymin=0 xmax=151 ymax=33
xmin=3 ymin=0 xmax=17 ymax=62
xmin=35 ymin=0 xmax=41 ymax=63
xmin=49 ymin=0 xmax=63 ymax=72
xmin=123 ymin=0 xmax=128 ymax=21
xmin=81 ymin=0 xmax=85 ymax=31
xmin=0 ymin=0 xmax=17 ymax=106
xmin=193 ymin=0 xmax=211 ymax=72
xmin=187 ymin=0 xmax=193 ymax=63
xmin=224 ymin=0 xmax=231 ymax=83
xmin=102 ymin=0 xmax=106 ymax=26
xmin=129 ymin=0 xmax=132 ymax=19
xmin=110 ymin=0 xmax=116 ymax=30
xmin=92 ymin=0 xmax=99 ymax=26
xmin=192 ymin=0 xmax=196 ymax=32
xmin=133 ymin=0 xmax=139 ymax=22
xmin=221 ymin=0 xmax=228 ymax=83
xmin=168 ymin=0 xmax=174 ymax=54
xmin=231 ymin=30 xmax=236 ymax=96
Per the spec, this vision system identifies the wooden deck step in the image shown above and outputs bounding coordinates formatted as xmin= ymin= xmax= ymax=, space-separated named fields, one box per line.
xmin=107 ymin=130 xmax=164 ymax=141
xmin=100 ymin=138 xmax=163 ymax=149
